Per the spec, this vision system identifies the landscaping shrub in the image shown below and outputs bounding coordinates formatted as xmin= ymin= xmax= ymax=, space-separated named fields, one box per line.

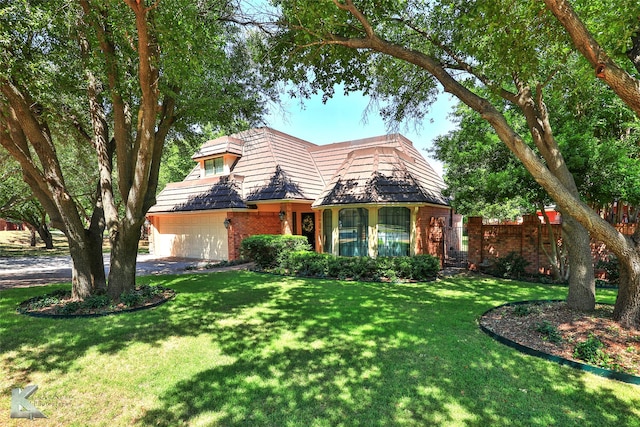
xmin=278 ymin=250 xmax=439 ymax=282
xmin=81 ymin=294 xmax=111 ymax=309
xmin=240 ymin=234 xmax=311 ymax=269
xmin=596 ymin=255 xmax=620 ymax=286
xmin=410 ymin=254 xmax=441 ymax=281
xmin=574 ymin=334 xmax=610 ymax=366
xmin=120 ymin=289 xmax=145 ymax=307
xmin=493 ymin=252 xmax=529 ymax=279
xmin=534 ymin=320 xmax=563 ymax=344
xmin=283 ymin=251 xmax=330 ymax=277
xmin=241 ymin=234 xmax=440 ymax=282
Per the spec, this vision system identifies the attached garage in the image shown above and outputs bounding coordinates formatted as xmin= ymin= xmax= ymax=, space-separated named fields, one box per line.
xmin=151 ymin=212 xmax=228 ymax=260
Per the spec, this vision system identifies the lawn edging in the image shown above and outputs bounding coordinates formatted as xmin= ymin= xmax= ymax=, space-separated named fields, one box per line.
xmin=479 ymin=300 xmax=640 ymax=386
xmin=18 ymin=291 xmax=175 ymax=319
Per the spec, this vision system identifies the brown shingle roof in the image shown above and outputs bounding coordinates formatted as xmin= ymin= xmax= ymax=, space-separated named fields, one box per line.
xmin=191 ymin=136 xmax=244 ymax=160
xmin=148 ymin=175 xmax=246 ymax=213
xmin=149 ymin=128 xmax=448 ymax=214
xmin=312 ymin=147 xmax=434 ymax=207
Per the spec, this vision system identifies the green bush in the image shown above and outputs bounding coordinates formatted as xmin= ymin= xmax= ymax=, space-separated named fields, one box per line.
xmin=283 ymin=251 xmax=330 ymax=277
xmin=493 ymin=252 xmax=530 ymax=279
xmin=574 ymin=334 xmax=610 ymax=366
xmin=513 ymin=304 xmax=530 ymax=317
xmin=58 ymin=301 xmax=82 ymax=315
xmin=535 ymin=320 xmax=563 ymax=344
xmin=81 ymin=294 xmax=111 ymax=309
xmin=596 ymin=255 xmax=619 ymax=286
xmin=410 ymin=254 xmax=441 ymax=281
xmin=281 ymin=251 xmax=439 ymax=282
xmin=240 ymin=234 xmax=311 ymax=269
xmin=120 ymin=290 xmax=144 ymax=307
xmin=241 ymin=233 xmax=440 ymax=282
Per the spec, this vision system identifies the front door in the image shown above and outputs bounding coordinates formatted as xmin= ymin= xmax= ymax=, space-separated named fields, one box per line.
xmin=301 ymin=212 xmax=316 ymax=250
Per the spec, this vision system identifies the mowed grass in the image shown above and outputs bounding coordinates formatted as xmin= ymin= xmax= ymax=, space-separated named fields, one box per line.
xmin=0 ymin=271 xmax=638 ymax=426
xmin=0 ymin=230 xmax=148 ymax=257
xmin=0 ymin=230 xmax=70 ymax=257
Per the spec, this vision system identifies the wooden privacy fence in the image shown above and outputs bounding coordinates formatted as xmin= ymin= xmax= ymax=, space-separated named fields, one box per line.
xmin=467 ymin=215 xmax=637 ymax=275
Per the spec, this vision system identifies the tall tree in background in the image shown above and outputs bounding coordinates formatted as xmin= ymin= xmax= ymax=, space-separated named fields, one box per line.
xmin=0 ymin=0 xmax=268 ymax=299
xmin=265 ymin=0 xmax=602 ymax=312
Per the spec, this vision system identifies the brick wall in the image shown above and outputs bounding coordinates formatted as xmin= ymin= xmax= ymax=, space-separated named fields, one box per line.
xmin=415 ymin=205 xmax=460 ymax=265
xmin=226 ymin=211 xmax=282 ymax=260
xmin=467 ymin=215 xmax=635 ymax=275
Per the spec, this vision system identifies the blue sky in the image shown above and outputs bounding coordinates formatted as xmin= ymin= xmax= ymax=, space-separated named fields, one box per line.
xmin=264 ymin=88 xmax=459 ymax=178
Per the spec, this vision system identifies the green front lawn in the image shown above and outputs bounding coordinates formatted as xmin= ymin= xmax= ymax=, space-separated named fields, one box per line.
xmin=0 ymin=272 xmax=638 ymax=426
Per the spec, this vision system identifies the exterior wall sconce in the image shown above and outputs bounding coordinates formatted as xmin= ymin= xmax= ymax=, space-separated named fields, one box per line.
xmin=224 ymin=218 xmax=231 ymax=229
xmin=279 ymin=211 xmax=286 ymax=222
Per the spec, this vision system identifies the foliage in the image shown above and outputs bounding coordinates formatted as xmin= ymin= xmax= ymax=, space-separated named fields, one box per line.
xmin=535 ymin=320 xmax=563 ymax=344
xmin=0 ymin=0 xmax=271 ymax=299
xmin=574 ymin=334 xmax=611 ymax=367
xmin=281 ymin=250 xmax=440 ymax=282
xmin=492 ymin=252 xmax=530 ymax=280
xmin=513 ymin=304 xmax=530 ymax=317
xmin=433 ymin=102 xmax=538 ymax=220
xmin=16 ymin=285 xmax=172 ymax=314
xmin=597 ymin=255 xmax=620 ymax=286
xmin=240 ymin=234 xmax=311 ymax=269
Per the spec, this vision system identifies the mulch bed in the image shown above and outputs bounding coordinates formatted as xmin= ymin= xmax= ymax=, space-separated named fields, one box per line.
xmin=17 ymin=288 xmax=175 ymax=318
xmin=480 ymin=301 xmax=640 ymax=376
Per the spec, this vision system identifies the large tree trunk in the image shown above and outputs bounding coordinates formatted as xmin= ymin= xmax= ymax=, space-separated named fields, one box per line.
xmin=38 ymin=223 xmax=53 ymax=249
xmin=107 ymin=222 xmax=143 ymax=300
xmin=68 ymin=239 xmax=99 ymax=300
xmin=613 ymin=247 xmax=640 ymax=327
xmin=562 ymin=215 xmax=596 ymax=310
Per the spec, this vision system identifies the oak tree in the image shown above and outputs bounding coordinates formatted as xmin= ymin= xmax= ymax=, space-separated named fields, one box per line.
xmin=0 ymin=0 xmax=267 ymax=299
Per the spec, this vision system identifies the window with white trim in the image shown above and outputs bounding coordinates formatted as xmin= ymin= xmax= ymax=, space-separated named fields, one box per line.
xmin=204 ymin=157 xmax=224 ymax=176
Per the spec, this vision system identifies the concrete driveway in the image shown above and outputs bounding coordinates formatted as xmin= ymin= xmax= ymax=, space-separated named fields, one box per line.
xmin=0 ymin=254 xmax=217 ymax=289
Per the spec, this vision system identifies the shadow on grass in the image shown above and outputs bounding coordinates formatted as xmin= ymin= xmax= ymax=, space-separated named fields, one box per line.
xmin=1 ymin=272 xmax=636 ymax=425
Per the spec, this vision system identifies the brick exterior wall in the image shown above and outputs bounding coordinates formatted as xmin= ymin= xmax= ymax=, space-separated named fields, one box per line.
xmin=415 ymin=205 xmax=458 ymax=265
xmin=226 ymin=211 xmax=282 ymax=260
xmin=467 ymin=216 xmax=636 ymax=275
xmin=0 ymin=219 xmax=23 ymax=231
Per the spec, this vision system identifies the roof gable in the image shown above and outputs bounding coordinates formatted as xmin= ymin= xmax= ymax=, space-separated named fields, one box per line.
xmin=312 ymin=147 xmax=435 ymax=207
xmin=246 ymin=165 xmax=307 ymax=201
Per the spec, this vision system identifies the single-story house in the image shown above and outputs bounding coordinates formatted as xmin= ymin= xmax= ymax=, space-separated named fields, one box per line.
xmin=147 ymin=127 xmax=461 ymax=261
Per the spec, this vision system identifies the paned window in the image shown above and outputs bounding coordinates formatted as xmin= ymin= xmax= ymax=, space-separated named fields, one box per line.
xmin=204 ymin=157 xmax=224 ymax=176
xmin=378 ymin=207 xmax=410 ymax=256
xmin=323 ymin=210 xmax=332 ymax=254
xmin=339 ymin=208 xmax=368 ymax=256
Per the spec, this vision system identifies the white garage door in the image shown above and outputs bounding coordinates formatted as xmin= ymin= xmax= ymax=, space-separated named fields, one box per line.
xmin=154 ymin=212 xmax=228 ymax=260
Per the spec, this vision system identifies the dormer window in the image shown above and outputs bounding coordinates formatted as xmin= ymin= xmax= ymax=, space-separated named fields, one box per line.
xmin=205 ymin=157 xmax=224 ymax=176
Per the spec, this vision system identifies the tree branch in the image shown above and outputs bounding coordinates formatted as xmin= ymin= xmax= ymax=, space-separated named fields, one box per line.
xmin=544 ymin=0 xmax=640 ymax=117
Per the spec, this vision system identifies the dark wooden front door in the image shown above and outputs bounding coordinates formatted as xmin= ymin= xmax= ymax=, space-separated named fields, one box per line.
xmin=301 ymin=213 xmax=316 ymax=250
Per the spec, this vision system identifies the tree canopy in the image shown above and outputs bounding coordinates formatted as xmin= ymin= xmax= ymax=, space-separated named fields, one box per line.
xmin=1 ymin=0 xmax=270 ymax=298
xmin=263 ymin=0 xmax=640 ymax=325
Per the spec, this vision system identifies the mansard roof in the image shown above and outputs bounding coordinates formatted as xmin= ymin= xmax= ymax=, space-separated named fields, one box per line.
xmin=150 ymin=127 xmax=448 ymax=213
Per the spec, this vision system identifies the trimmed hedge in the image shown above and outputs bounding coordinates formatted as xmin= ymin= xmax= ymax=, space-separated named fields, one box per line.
xmin=240 ymin=234 xmax=311 ymax=269
xmin=283 ymin=251 xmax=440 ymax=282
xmin=241 ymin=235 xmax=440 ymax=282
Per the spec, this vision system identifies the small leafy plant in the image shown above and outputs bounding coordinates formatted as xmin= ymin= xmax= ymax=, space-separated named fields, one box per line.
xmin=493 ymin=252 xmax=530 ymax=279
xmin=574 ymin=334 xmax=610 ymax=366
xmin=535 ymin=320 xmax=563 ymax=344
xmin=513 ymin=304 xmax=530 ymax=317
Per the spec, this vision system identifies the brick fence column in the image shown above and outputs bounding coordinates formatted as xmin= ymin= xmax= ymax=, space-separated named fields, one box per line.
xmin=521 ymin=214 xmax=541 ymax=274
xmin=467 ymin=217 xmax=483 ymax=270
